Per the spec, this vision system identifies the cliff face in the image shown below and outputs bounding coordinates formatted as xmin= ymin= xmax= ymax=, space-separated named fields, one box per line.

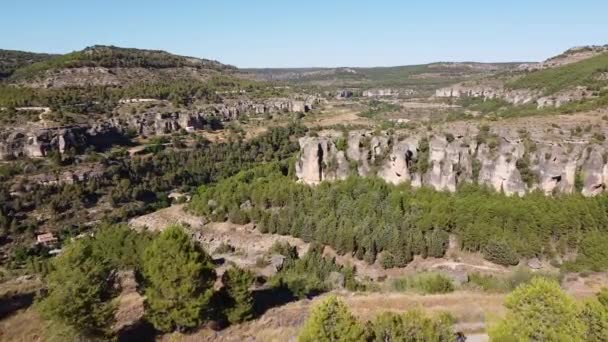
xmin=0 ymin=110 xmax=207 ymax=159
xmin=208 ymin=96 xmax=319 ymax=120
xmin=435 ymin=84 xmax=594 ymax=108
xmin=295 ymin=130 xmax=608 ymax=197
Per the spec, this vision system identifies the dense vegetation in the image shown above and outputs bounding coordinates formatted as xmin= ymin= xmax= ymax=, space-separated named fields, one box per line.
xmin=0 ymin=74 xmax=272 ymax=117
xmin=2 ymin=125 xmax=304 ymax=262
xmin=269 ymin=243 xmax=359 ymax=298
xmin=0 ymin=49 xmax=56 ymax=79
xmin=30 ymin=222 xmax=360 ymax=338
xmin=189 ymin=163 xmax=608 ymax=269
xmin=10 ymin=45 xmax=234 ymax=80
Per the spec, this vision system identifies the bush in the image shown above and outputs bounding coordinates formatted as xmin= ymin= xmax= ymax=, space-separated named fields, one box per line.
xmin=483 ymin=240 xmax=519 ymax=266
xmin=270 ymin=245 xmax=359 ymax=298
xmin=490 ymin=278 xmax=585 ymax=341
xmin=379 ymin=253 xmax=395 ymax=269
xmin=391 ymin=273 xmax=454 ymax=294
xmin=298 ymin=296 xmax=367 ymax=342
xmin=228 ymin=208 xmax=250 ymax=225
xmin=370 ymin=310 xmax=453 ymax=342
xmin=579 ymin=298 xmax=608 ymax=342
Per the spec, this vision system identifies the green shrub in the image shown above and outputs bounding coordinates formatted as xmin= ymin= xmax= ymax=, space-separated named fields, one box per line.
xmin=573 ymin=231 xmax=608 ymax=271
xmin=490 ymin=278 xmax=585 ymax=341
xmin=579 ymin=298 xmax=608 ymax=342
xmin=370 ymin=310 xmax=453 ymax=342
xmin=483 ymin=240 xmax=519 ymax=266
xmin=391 ymin=273 xmax=454 ymax=294
xmin=298 ymin=296 xmax=367 ymax=342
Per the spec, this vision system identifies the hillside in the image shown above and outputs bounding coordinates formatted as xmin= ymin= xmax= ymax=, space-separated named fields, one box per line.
xmin=435 ymin=46 xmax=608 ymax=115
xmin=8 ymin=45 xmax=244 ymax=88
xmin=247 ymin=62 xmax=524 ymax=90
xmin=507 ymin=51 xmax=608 ymax=95
xmin=0 ymin=49 xmax=56 ymax=79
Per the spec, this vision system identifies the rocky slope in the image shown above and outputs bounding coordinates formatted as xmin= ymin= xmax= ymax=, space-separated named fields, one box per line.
xmin=0 ymin=94 xmax=321 ymax=160
xmin=295 ymin=128 xmax=608 ymax=197
xmin=435 ymin=47 xmax=608 ymax=108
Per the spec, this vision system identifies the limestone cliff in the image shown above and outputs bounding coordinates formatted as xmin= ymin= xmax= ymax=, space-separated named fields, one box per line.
xmin=295 ymin=130 xmax=608 ymax=197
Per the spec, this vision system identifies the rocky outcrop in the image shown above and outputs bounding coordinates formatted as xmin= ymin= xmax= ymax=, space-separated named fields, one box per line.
xmin=435 ymin=84 xmax=540 ymax=106
xmin=363 ymin=89 xmax=395 ymax=97
xmin=295 ymin=130 xmax=608 ymax=197
xmin=108 ymin=111 xmax=214 ymax=137
xmin=435 ymin=83 xmax=599 ymax=109
xmin=0 ymin=126 xmax=89 ymax=159
xmin=520 ymin=45 xmax=608 ymax=71
xmin=23 ymin=164 xmax=105 ymax=187
xmin=295 ymin=135 xmax=349 ymax=184
xmin=207 ymin=96 xmax=319 ymax=120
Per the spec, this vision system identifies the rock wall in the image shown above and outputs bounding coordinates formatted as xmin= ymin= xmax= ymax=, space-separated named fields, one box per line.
xmin=208 ymin=96 xmax=319 ymax=121
xmin=435 ymin=83 xmax=595 ymax=108
xmin=295 ymin=130 xmax=608 ymax=197
xmin=0 ymin=126 xmax=90 ymax=160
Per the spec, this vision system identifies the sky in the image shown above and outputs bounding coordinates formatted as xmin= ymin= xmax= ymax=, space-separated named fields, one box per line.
xmin=2 ymin=0 xmax=607 ymax=68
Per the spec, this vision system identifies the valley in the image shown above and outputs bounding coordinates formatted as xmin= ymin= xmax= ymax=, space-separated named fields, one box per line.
xmin=1 ymin=40 xmax=608 ymax=341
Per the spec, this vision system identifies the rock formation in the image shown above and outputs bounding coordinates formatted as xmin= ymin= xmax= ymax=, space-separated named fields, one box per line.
xmin=295 ymin=130 xmax=608 ymax=197
xmin=434 ymin=82 xmax=598 ymax=109
xmin=360 ymin=88 xmax=415 ymax=98
xmin=208 ymin=96 xmax=319 ymax=120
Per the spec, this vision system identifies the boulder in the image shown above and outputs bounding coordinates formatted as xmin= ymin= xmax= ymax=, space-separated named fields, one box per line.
xmin=527 ymin=258 xmax=543 ymax=270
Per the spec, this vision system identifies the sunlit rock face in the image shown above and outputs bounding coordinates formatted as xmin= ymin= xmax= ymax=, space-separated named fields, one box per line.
xmin=295 ymin=130 xmax=608 ymax=197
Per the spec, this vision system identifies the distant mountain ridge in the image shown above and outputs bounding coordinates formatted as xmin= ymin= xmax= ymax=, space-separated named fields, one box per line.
xmin=1 ymin=45 xmax=244 ymax=88
xmin=0 ymin=49 xmax=57 ymax=79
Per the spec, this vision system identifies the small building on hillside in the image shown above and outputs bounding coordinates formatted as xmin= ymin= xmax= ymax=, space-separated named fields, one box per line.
xmin=36 ymin=233 xmax=58 ymax=247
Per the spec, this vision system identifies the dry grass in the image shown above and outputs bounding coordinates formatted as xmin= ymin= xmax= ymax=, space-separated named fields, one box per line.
xmin=0 ymin=308 xmax=46 ymax=342
xmin=159 ymin=291 xmax=505 ymax=341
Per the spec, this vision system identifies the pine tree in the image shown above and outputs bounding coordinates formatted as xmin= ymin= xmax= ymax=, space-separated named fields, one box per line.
xmin=37 ymin=240 xmax=116 ymax=337
xmin=222 ymin=266 xmax=255 ymax=324
xmin=143 ymin=225 xmax=216 ymax=332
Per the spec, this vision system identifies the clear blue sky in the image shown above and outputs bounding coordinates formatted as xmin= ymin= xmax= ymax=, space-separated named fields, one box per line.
xmin=2 ymin=0 xmax=607 ymax=68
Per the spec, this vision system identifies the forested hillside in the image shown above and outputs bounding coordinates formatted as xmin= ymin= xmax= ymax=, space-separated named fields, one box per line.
xmin=189 ymin=163 xmax=608 ymax=271
xmin=0 ymin=49 xmax=56 ymax=79
xmin=9 ymin=45 xmax=235 ymax=81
